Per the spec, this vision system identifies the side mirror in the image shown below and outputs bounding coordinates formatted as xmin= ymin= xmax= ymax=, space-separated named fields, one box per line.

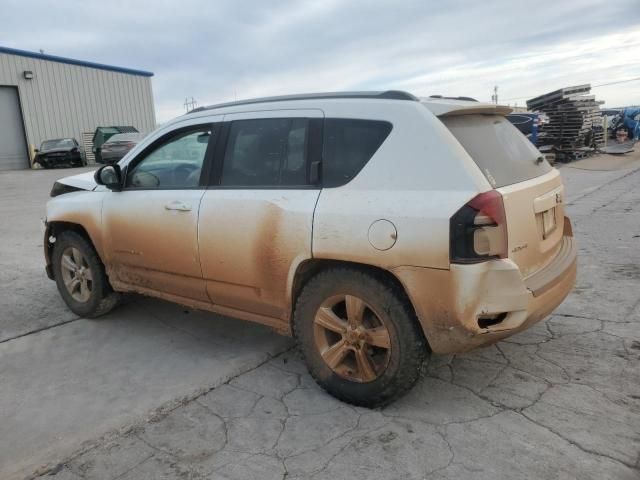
xmin=197 ymin=132 xmax=211 ymax=144
xmin=94 ymin=165 xmax=122 ymax=191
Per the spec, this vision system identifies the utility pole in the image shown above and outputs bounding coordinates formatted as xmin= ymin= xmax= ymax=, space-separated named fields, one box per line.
xmin=491 ymin=85 xmax=499 ymax=104
xmin=184 ymin=97 xmax=198 ymax=112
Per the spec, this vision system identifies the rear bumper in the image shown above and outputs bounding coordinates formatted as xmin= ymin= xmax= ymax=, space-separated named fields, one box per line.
xmin=393 ymin=218 xmax=577 ymax=354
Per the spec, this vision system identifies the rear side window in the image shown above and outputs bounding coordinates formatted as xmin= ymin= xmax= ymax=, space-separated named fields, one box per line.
xmin=221 ymin=118 xmax=309 ymax=187
xmin=441 ymin=114 xmax=551 ymax=188
xmin=322 ymin=119 xmax=392 ymax=187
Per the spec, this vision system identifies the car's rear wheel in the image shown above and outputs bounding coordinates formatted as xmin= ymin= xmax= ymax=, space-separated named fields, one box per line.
xmin=294 ymin=267 xmax=427 ymax=407
xmin=52 ymin=231 xmax=120 ymax=318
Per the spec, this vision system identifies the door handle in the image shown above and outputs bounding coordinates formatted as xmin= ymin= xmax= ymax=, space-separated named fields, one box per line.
xmin=165 ymin=200 xmax=192 ymax=211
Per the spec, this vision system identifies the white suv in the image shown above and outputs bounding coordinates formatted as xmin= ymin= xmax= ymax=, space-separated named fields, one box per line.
xmin=44 ymin=91 xmax=576 ymax=406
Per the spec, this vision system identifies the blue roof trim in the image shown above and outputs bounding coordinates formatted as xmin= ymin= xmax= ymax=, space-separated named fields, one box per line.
xmin=0 ymin=46 xmax=154 ymax=77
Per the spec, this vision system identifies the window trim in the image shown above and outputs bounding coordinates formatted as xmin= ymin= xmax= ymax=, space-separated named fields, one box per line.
xmin=206 ymin=117 xmax=321 ymax=190
xmin=121 ymin=123 xmax=219 ymax=191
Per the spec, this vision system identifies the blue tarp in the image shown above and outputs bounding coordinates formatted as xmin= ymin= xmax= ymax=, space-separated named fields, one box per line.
xmin=620 ymin=108 xmax=640 ymax=140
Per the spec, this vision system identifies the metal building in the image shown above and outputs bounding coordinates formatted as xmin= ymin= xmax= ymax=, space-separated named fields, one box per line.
xmin=0 ymin=46 xmax=155 ymax=170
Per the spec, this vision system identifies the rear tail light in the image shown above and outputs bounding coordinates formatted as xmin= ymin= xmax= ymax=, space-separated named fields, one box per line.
xmin=125 ymin=142 xmax=136 ymax=148
xmin=450 ymin=190 xmax=508 ymax=263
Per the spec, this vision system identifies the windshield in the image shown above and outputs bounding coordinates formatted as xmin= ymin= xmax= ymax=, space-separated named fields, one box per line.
xmin=442 ymin=114 xmax=551 ymax=188
xmin=41 ymin=139 xmax=75 ymax=150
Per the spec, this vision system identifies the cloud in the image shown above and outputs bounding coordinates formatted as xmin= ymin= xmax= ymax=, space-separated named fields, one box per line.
xmin=1 ymin=0 xmax=639 ymax=121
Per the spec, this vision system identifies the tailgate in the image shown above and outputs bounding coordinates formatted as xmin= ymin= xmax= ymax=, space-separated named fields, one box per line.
xmin=440 ymin=113 xmax=565 ymax=278
xmin=498 ymin=169 xmax=565 ymax=277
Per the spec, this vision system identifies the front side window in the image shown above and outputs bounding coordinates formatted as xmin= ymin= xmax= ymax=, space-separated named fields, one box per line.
xmin=221 ymin=118 xmax=309 ymax=187
xmin=322 ymin=119 xmax=392 ymax=187
xmin=126 ymin=128 xmax=212 ymax=189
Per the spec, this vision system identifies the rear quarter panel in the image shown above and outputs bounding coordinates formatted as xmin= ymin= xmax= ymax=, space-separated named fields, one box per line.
xmin=313 ymin=101 xmax=491 ymax=270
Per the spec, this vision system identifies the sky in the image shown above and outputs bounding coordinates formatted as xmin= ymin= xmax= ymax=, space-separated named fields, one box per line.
xmin=2 ymin=0 xmax=640 ymax=122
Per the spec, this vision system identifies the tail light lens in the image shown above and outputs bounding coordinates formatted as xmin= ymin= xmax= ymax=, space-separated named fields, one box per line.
xmin=450 ymin=190 xmax=508 ymax=263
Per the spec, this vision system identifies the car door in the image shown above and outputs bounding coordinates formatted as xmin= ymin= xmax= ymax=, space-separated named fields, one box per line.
xmin=102 ymin=123 xmax=218 ymax=301
xmin=199 ymin=110 xmax=323 ymax=322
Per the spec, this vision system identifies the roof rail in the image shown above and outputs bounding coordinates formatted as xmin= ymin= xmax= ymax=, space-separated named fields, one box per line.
xmin=188 ymin=90 xmax=418 ymax=113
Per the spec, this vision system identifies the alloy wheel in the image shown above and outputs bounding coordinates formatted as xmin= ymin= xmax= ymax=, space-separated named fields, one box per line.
xmin=313 ymin=294 xmax=392 ymax=383
xmin=60 ymin=247 xmax=93 ymax=302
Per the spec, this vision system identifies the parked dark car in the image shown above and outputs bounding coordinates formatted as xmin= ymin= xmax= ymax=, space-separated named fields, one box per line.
xmin=92 ymin=126 xmax=139 ymax=163
xmin=34 ymin=138 xmax=85 ymax=168
xmin=100 ymin=132 xmax=145 ymax=164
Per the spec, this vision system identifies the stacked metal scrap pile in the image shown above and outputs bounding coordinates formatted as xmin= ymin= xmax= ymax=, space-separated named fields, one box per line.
xmin=527 ymin=84 xmax=605 ymax=161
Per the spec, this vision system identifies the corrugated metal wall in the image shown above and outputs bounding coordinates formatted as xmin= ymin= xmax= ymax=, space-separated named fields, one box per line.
xmin=0 ymin=51 xmax=155 ymax=167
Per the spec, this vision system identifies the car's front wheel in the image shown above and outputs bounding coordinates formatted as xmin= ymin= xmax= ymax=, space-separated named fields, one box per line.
xmin=52 ymin=231 xmax=120 ymax=318
xmin=294 ymin=267 xmax=428 ymax=407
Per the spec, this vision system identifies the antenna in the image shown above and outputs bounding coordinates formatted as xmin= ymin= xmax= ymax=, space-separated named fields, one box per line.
xmin=184 ymin=97 xmax=198 ymax=112
xmin=491 ymin=85 xmax=499 ymax=104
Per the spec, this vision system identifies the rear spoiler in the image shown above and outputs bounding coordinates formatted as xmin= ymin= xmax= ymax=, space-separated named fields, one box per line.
xmin=421 ymin=98 xmax=513 ymax=117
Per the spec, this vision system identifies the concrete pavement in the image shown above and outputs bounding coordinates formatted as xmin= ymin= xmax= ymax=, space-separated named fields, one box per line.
xmin=0 ymin=168 xmax=292 ymax=479
xmin=1 ymin=152 xmax=639 ymax=479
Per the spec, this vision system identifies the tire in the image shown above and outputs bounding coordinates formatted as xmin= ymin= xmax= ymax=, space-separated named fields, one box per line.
xmin=52 ymin=231 xmax=120 ymax=318
xmin=293 ymin=267 xmax=428 ymax=408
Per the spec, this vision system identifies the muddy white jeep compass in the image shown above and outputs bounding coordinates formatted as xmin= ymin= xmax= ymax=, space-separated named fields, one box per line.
xmin=44 ymin=91 xmax=576 ymax=406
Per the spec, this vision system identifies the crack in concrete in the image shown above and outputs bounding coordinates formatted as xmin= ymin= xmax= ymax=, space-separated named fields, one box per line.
xmin=31 ymin=345 xmax=295 ymax=479
xmin=518 ymin=410 xmax=639 ymax=470
xmin=0 ymin=316 xmax=80 ymax=344
xmin=423 ymin=429 xmax=455 ymax=478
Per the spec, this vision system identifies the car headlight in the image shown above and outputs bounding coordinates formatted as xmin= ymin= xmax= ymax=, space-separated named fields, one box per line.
xmin=50 ymin=182 xmax=84 ymax=197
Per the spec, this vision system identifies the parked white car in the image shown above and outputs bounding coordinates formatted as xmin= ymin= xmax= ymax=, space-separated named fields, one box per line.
xmin=44 ymin=91 xmax=576 ymax=406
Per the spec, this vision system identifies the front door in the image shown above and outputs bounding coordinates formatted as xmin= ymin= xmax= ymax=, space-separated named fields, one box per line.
xmin=198 ymin=110 xmax=323 ymax=320
xmin=102 ymin=124 xmax=216 ymax=301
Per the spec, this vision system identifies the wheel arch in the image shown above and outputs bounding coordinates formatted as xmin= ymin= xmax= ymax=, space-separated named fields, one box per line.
xmin=45 ymin=221 xmax=101 ymax=280
xmin=288 ymin=258 xmax=429 ymax=348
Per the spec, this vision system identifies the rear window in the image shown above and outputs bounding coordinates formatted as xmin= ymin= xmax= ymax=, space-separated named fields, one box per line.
xmin=322 ymin=119 xmax=392 ymax=187
xmin=442 ymin=114 xmax=551 ymax=188
xmin=107 ymin=133 xmax=143 ymax=143
xmin=221 ymin=118 xmax=309 ymax=187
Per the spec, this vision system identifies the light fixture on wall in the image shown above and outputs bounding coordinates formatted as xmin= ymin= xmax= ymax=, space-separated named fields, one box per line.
xmin=23 ymin=71 xmax=34 ymax=80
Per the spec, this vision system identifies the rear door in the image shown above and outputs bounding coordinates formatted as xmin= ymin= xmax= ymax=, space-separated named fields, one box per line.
xmin=442 ymin=114 xmax=564 ymax=277
xmin=198 ymin=110 xmax=323 ymax=320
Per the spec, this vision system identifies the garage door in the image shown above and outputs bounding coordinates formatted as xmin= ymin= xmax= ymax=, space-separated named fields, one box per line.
xmin=0 ymin=87 xmax=29 ymax=170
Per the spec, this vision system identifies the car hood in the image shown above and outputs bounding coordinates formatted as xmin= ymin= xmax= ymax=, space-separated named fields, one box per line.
xmin=56 ymin=170 xmax=98 ymax=191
